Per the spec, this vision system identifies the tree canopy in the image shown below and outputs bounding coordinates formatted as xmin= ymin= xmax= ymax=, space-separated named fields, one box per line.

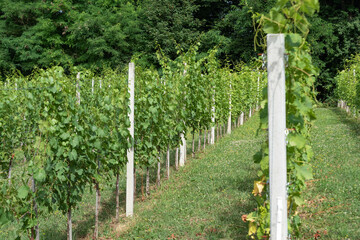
xmin=1 ymin=0 xmax=359 ymax=100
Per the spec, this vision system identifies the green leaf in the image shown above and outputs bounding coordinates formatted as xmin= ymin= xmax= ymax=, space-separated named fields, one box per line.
xmin=76 ymin=169 xmax=83 ymax=176
xmin=285 ymin=34 xmax=302 ymax=49
xmin=34 ymin=168 xmax=46 ymax=182
xmin=17 ymin=185 xmax=30 ymax=199
xmin=293 ymin=195 xmax=305 ymax=206
xmin=0 ymin=209 xmax=11 ymax=226
xmin=260 ymin=156 xmax=269 ymax=171
xmin=253 ymin=151 xmax=263 ymax=164
xmin=71 ymin=136 xmax=79 ymax=148
xmin=295 ymin=164 xmax=313 ymax=181
xmin=305 ymin=145 xmax=314 ymax=160
xmin=149 ymin=106 xmax=157 ymax=114
xmin=277 ymin=0 xmax=289 ymax=8
xmin=246 ymin=212 xmax=258 ymax=222
xmin=288 ymin=134 xmax=306 ymax=149
xmin=94 ymin=140 xmax=101 ymax=150
xmin=97 ymin=128 xmax=106 ymax=137
xmin=69 ymin=149 xmax=78 ymax=160
xmin=60 ymin=132 xmax=70 ymax=140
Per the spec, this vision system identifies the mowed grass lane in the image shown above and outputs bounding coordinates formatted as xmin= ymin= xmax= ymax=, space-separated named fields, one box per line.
xmin=300 ymin=108 xmax=360 ymax=239
xmin=118 ymin=114 xmax=266 ymax=239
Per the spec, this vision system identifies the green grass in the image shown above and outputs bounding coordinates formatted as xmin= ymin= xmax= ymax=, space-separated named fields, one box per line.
xmin=300 ymin=108 xmax=360 ymax=239
xmin=117 ymin=115 xmax=265 ymax=239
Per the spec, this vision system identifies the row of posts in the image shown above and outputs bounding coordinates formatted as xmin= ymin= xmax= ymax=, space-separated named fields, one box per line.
xmin=338 ymin=69 xmax=358 ymax=117
xmin=125 ymin=34 xmax=288 ymax=240
xmin=338 ymin=100 xmax=358 ymax=117
xmin=125 ymin=63 xmax=247 ymax=217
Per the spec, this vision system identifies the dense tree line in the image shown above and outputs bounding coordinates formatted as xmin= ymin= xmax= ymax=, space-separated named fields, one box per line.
xmin=0 ymin=0 xmax=359 ymax=100
xmin=309 ymin=0 xmax=360 ymax=101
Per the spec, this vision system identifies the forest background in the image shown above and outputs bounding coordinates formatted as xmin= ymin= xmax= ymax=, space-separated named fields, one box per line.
xmin=1 ymin=0 xmax=359 ymax=101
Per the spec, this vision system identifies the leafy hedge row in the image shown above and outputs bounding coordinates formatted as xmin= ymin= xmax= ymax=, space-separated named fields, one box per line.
xmin=0 ymin=46 xmax=265 ymax=238
xmin=335 ymin=54 xmax=360 ymax=115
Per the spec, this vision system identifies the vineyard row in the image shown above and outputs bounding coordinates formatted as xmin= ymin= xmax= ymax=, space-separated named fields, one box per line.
xmin=0 ymin=46 xmax=266 ymax=239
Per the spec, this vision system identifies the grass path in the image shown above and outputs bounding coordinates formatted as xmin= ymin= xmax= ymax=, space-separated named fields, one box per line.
xmin=116 ymin=114 xmax=266 ymax=239
xmin=300 ymin=108 xmax=360 ymax=239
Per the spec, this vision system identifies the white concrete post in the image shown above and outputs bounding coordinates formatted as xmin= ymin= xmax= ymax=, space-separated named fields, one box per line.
xmin=76 ymin=73 xmax=81 ymax=105
xmin=227 ymin=80 xmax=232 ymax=134
xmin=179 ymin=64 xmax=187 ymax=166
xmin=211 ymin=87 xmax=216 ymax=144
xmin=179 ymin=133 xmax=186 ymax=167
xmin=126 ymin=62 xmax=135 ymax=217
xmin=257 ymin=71 xmax=261 ymax=110
xmin=267 ymin=34 xmax=287 ymax=239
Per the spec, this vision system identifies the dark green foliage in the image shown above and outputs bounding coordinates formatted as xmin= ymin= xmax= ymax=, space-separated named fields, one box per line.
xmin=0 ymin=0 xmax=274 ymax=73
xmin=0 ymin=0 xmax=142 ymax=73
xmin=139 ymin=0 xmax=203 ymax=64
xmin=1 ymin=0 xmax=360 ymax=102
xmin=213 ymin=0 xmax=277 ymax=62
xmin=309 ymin=1 xmax=360 ymax=101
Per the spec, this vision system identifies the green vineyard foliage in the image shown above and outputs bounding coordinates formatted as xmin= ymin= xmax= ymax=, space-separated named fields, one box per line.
xmin=245 ymin=0 xmax=319 ymax=238
xmin=0 ymin=46 xmax=264 ymax=238
xmin=335 ymin=54 xmax=360 ymax=115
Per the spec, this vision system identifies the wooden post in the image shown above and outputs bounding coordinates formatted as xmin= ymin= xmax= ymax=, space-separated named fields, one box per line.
xmin=267 ymin=34 xmax=287 ymax=239
xmin=126 ymin=62 xmax=135 ymax=217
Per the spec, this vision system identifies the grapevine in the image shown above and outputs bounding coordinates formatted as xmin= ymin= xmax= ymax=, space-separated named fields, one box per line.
xmin=335 ymin=54 xmax=360 ymax=116
xmin=245 ymin=0 xmax=319 ymax=238
xmin=0 ymin=45 xmax=264 ymax=238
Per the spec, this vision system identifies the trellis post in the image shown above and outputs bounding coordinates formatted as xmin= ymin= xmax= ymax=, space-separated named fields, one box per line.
xmin=180 ymin=64 xmax=188 ymax=166
xmin=267 ymin=34 xmax=287 ymax=239
xmin=126 ymin=62 xmax=135 ymax=217
xmin=227 ymin=80 xmax=232 ymax=134
xmin=210 ymin=87 xmax=216 ymax=144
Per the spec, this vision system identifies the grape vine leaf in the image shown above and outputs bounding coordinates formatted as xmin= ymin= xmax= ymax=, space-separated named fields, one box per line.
xmin=295 ymin=164 xmax=313 ymax=181
xmin=17 ymin=186 xmax=29 ymax=199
